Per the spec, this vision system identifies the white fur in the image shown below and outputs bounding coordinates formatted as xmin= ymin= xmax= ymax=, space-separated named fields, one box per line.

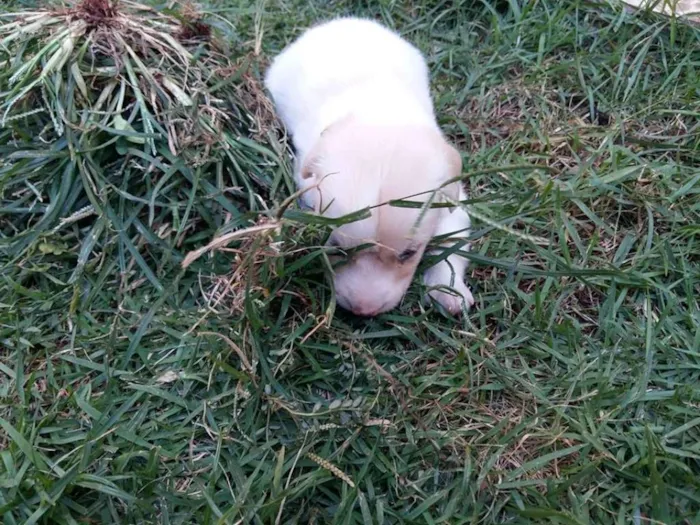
xmin=265 ymin=18 xmax=436 ymax=161
xmin=265 ymin=17 xmax=474 ymax=316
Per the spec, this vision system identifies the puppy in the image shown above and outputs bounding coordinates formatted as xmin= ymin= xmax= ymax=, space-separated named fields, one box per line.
xmin=265 ymin=17 xmax=474 ymax=316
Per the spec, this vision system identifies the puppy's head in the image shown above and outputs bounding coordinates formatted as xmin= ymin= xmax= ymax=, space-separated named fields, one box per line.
xmin=299 ymin=117 xmax=462 ymax=316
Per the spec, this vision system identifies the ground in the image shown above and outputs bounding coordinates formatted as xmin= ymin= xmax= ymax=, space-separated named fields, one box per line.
xmin=1 ymin=0 xmax=699 ymax=523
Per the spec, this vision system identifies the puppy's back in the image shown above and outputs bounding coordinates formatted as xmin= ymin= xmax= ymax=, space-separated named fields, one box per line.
xmin=265 ymin=18 xmax=433 ymax=142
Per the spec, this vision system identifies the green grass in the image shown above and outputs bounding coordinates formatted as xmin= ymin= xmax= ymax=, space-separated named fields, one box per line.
xmin=1 ymin=0 xmax=700 ymax=523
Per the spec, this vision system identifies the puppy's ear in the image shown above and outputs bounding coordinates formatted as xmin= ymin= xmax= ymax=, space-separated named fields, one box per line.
xmin=440 ymin=141 xmax=464 ymax=213
xmin=298 ymin=133 xmax=337 ymax=213
xmin=300 ymin=154 xmax=318 ymax=180
xmin=445 ymin=141 xmax=463 ymax=180
xmin=301 ymin=114 xmax=355 ymax=181
xmin=299 ymin=138 xmax=325 ymax=181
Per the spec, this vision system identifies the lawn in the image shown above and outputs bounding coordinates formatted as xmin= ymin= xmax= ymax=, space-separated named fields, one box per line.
xmin=1 ymin=0 xmax=699 ymax=523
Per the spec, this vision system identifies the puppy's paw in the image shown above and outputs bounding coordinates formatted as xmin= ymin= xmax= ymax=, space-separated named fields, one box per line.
xmin=424 ymin=280 xmax=474 ymax=315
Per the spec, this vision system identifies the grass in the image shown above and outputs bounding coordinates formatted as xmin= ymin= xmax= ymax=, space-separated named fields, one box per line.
xmin=1 ymin=0 xmax=700 ymax=523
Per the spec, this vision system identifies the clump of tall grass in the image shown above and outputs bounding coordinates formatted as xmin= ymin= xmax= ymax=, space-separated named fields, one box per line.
xmin=0 ymin=0 xmax=281 ymax=274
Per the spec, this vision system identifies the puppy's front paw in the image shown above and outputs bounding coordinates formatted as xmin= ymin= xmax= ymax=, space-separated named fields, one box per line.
xmin=425 ymin=281 xmax=474 ymax=315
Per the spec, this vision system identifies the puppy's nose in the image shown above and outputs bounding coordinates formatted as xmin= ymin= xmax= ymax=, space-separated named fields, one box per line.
xmin=353 ymin=306 xmax=378 ymax=317
xmin=349 ymin=301 xmax=381 ymax=317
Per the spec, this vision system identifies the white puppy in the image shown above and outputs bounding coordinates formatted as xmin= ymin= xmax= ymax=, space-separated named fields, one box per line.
xmin=265 ymin=17 xmax=474 ymax=316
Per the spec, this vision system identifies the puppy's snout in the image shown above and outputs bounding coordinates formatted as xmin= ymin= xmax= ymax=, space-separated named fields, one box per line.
xmin=333 ymin=254 xmax=412 ymax=317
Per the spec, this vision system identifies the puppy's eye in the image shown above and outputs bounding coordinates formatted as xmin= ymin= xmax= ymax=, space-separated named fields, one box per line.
xmin=397 ymin=248 xmax=417 ymax=263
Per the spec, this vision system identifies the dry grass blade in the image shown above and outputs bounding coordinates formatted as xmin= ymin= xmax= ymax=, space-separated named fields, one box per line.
xmin=181 ymin=221 xmax=281 ymax=269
